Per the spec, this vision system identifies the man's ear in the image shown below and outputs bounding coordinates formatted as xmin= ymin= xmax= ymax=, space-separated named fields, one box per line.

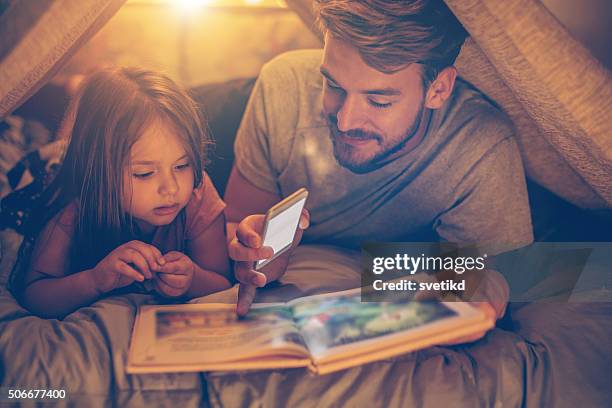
xmin=424 ymin=66 xmax=457 ymax=109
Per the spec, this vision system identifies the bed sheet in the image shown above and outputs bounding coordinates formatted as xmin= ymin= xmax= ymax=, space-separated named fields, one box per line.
xmin=1 ymin=245 xmax=611 ymax=407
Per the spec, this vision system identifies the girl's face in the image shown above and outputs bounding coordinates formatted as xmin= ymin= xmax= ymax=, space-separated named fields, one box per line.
xmin=122 ymin=120 xmax=195 ymax=232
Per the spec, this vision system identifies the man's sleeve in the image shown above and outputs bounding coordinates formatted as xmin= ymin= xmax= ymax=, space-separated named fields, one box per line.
xmin=434 ymin=136 xmax=534 ymax=254
xmin=435 ymin=135 xmax=532 ymax=317
xmin=233 ymin=69 xmax=280 ymax=195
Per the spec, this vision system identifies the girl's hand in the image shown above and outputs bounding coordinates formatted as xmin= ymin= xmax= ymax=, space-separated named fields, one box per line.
xmin=91 ymin=240 xmax=165 ymax=294
xmin=153 ymin=251 xmax=195 ymax=298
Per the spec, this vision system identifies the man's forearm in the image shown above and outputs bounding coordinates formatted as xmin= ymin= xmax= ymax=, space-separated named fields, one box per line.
xmin=432 ymin=268 xmax=509 ymax=318
xmin=464 ymin=269 xmax=509 ymax=318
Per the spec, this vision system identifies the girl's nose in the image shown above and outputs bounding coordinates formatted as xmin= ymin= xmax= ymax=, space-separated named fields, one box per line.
xmin=159 ymin=172 xmax=179 ymax=196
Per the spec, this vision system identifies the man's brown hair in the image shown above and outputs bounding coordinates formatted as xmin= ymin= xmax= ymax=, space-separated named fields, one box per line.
xmin=315 ymin=0 xmax=468 ymax=87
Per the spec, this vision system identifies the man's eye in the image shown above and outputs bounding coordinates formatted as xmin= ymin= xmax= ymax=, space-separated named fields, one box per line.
xmin=326 ymin=81 xmax=342 ymax=91
xmin=175 ymin=163 xmax=191 ymax=171
xmin=369 ymin=99 xmax=392 ymax=109
xmin=133 ymin=171 xmax=154 ymax=179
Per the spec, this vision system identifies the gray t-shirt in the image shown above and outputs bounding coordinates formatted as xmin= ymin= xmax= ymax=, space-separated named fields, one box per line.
xmin=234 ymin=50 xmax=533 ymax=254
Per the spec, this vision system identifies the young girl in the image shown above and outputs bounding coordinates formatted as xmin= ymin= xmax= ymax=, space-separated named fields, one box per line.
xmin=11 ymin=67 xmax=232 ymax=318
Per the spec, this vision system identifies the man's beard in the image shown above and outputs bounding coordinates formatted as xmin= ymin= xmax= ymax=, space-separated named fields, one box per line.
xmin=328 ymin=102 xmax=426 ymax=174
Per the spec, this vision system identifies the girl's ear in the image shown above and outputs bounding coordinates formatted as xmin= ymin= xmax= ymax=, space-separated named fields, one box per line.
xmin=194 ymin=171 xmax=204 ymax=189
xmin=424 ymin=66 xmax=457 ymax=110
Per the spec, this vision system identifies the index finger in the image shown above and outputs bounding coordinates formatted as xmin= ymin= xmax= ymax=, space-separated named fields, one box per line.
xmin=157 ymin=259 xmax=191 ymax=275
xmin=228 ymin=237 xmax=274 ymax=262
xmin=117 ymin=249 xmax=150 ymax=279
xmin=161 ymin=251 xmax=183 ymax=263
xmin=115 ymin=260 xmax=144 ymax=282
xmin=128 ymin=241 xmax=165 ymax=274
xmin=236 ymin=222 xmax=264 ymax=249
xmin=234 ymin=262 xmax=267 ymax=287
xmin=236 ymin=283 xmax=256 ymax=316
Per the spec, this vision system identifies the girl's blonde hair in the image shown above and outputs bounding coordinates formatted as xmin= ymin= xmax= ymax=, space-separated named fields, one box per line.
xmin=16 ymin=67 xmax=209 ymax=279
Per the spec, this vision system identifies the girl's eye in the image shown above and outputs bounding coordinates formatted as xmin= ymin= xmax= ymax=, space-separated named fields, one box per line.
xmin=133 ymin=171 xmax=154 ymax=179
xmin=369 ymin=99 xmax=392 ymax=109
xmin=175 ymin=163 xmax=191 ymax=171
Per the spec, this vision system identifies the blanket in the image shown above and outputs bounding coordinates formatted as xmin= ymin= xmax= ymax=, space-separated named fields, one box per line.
xmin=1 ymin=245 xmax=611 ymax=407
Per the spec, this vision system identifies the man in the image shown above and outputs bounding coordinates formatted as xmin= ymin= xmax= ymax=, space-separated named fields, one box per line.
xmin=225 ymin=0 xmax=533 ymax=341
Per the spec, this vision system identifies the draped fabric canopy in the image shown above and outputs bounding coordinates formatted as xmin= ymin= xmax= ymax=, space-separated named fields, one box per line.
xmin=0 ymin=0 xmax=125 ymax=118
xmin=0 ymin=0 xmax=610 ymax=209
xmin=446 ymin=0 xmax=612 ymax=209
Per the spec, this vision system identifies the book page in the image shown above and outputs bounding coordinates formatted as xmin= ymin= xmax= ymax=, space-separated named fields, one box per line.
xmin=129 ymin=303 xmax=309 ymax=369
xmin=288 ymin=289 xmax=476 ymax=361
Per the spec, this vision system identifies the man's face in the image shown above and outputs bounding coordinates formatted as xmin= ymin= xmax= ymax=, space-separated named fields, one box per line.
xmin=321 ymin=34 xmax=427 ymax=173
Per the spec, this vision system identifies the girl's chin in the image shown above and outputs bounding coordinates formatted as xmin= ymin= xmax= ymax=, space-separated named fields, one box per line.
xmin=133 ymin=213 xmax=177 ymax=234
xmin=147 ymin=212 xmax=179 ymax=225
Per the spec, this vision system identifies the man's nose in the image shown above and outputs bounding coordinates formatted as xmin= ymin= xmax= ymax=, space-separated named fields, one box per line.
xmin=336 ymin=95 xmax=364 ymax=132
xmin=159 ymin=171 xmax=179 ymax=196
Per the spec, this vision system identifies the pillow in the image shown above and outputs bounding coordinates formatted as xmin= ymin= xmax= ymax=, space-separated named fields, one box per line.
xmin=189 ymin=77 xmax=256 ymax=196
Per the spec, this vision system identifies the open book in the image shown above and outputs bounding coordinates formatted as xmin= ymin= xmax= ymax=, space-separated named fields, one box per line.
xmin=127 ymin=289 xmax=493 ymax=375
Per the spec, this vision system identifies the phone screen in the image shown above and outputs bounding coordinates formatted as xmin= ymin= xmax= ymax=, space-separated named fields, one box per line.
xmin=255 ymin=197 xmax=307 ymax=269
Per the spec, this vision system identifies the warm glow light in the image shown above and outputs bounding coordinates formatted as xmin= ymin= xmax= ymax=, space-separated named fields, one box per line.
xmin=243 ymin=0 xmax=264 ymax=5
xmin=174 ymin=0 xmax=215 ymax=13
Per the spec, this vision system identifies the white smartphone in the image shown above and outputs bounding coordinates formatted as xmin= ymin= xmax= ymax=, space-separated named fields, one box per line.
xmin=255 ymin=188 xmax=309 ymax=270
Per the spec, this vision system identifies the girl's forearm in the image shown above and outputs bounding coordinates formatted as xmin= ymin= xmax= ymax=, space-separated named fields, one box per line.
xmin=186 ymin=264 xmax=232 ymax=299
xmin=22 ymin=270 xmax=100 ymax=319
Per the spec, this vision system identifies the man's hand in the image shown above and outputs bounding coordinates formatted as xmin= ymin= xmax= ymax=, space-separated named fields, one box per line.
xmin=154 ymin=251 xmax=195 ymax=298
xmin=413 ymin=270 xmax=504 ymax=345
xmin=437 ymin=301 xmax=496 ymax=345
xmin=228 ymin=209 xmax=309 ymax=316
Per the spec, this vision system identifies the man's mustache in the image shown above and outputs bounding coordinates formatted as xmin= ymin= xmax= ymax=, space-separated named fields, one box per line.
xmin=327 ymin=115 xmax=381 ymax=142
